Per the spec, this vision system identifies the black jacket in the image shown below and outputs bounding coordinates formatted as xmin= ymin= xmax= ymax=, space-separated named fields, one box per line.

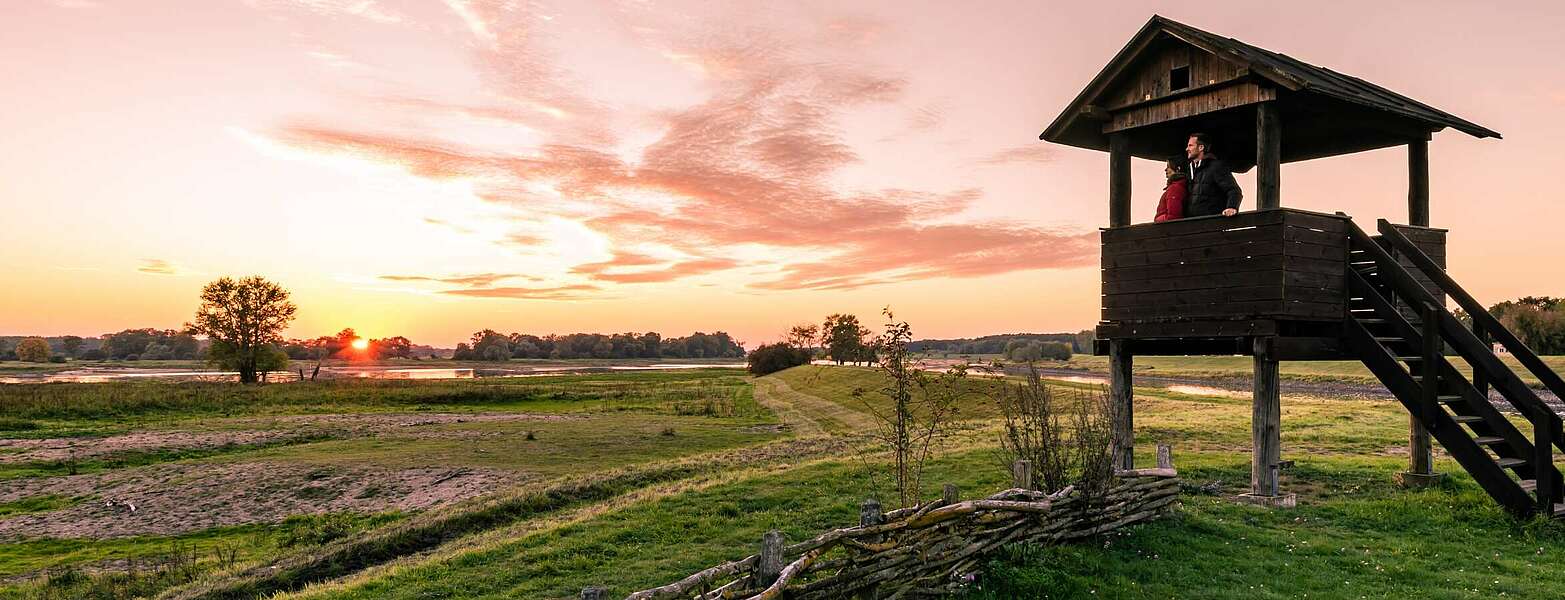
xmin=1186 ymin=157 xmax=1243 ymax=217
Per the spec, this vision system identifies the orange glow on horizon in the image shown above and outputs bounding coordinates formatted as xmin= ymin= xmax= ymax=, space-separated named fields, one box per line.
xmin=351 ymin=338 xmax=369 ymax=351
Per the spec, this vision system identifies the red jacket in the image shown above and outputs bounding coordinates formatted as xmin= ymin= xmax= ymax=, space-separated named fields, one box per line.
xmin=1154 ymin=177 xmax=1188 ymax=222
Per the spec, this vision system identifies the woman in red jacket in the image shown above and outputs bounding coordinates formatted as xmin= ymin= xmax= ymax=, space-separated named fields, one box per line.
xmin=1154 ymin=157 xmax=1188 ymax=222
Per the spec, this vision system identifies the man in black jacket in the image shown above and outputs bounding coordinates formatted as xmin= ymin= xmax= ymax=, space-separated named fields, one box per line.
xmin=1184 ymin=132 xmax=1243 ymax=217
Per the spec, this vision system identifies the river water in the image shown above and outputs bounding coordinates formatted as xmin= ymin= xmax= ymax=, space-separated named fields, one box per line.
xmin=0 ymin=363 xmax=746 ymax=384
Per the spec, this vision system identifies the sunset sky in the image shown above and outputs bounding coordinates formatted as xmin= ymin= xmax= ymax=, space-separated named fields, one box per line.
xmin=3 ymin=0 xmax=1563 ymax=347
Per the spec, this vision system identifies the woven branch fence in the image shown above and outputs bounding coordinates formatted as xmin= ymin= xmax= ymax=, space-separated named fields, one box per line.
xmin=582 ymin=445 xmax=1180 ymax=600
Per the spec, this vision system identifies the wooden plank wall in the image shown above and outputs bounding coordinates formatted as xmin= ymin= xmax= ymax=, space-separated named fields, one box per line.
xmin=1102 ymin=42 xmax=1246 ymax=109
xmin=1100 ymin=210 xmax=1349 ymax=328
xmin=1106 ymin=82 xmax=1275 ymax=133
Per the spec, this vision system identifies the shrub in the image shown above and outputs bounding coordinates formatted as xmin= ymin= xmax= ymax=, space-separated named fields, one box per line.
xmin=995 ymin=365 xmax=1116 ymax=494
xmin=79 ymin=349 xmax=106 ymax=360
xmin=746 ymin=342 xmax=811 ymax=376
xmin=48 ymin=355 xmax=67 ymax=363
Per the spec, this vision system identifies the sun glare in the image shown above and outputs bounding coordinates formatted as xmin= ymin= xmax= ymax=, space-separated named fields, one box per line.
xmin=351 ymin=338 xmax=369 ymax=350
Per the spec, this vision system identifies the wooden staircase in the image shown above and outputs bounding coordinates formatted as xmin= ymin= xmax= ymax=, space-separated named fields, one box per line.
xmin=1342 ymin=218 xmax=1565 ymax=517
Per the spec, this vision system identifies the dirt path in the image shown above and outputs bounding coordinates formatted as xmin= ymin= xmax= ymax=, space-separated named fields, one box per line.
xmin=752 ymin=377 xmax=878 ymax=435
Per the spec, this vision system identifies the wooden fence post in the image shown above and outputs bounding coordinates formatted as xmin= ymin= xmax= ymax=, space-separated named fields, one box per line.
xmin=1157 ymin=444 xmax=1173 ymax=469
xmin=1012 ymin=459 xmax=1033 ymax=490
xmin=859 ymin=499 xmax=883 ymax=526
xmin=758 ymin=530 xmax=784 ymax=587
xmin=580 ymin=586 xmax=607 ymax=600
xmin=942 ymin=483 xmax=959 ymax=505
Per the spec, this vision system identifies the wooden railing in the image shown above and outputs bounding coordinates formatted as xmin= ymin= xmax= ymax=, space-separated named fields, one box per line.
xmin=1345 ymin=219 xmax=1562 ymax=511
xmin=1375 ymin=220 xmax=1565 ymax=512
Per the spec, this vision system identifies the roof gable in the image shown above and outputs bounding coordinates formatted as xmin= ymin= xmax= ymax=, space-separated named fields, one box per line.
xmin=1040 ymin=16 xmax=1499 ymax=158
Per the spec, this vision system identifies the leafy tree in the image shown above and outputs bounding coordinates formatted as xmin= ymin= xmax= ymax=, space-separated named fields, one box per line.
xmin=482 ymin=345 xmax=510 ymax=362
xmin=61 ymin=336 xmax=84 ymax=358
xmin=821 ymin=314 xmax=870 ymax=365
xmin=15 ymin=337 xmax=50 ymax=362
xmin=141 ymin=343 xmax=172 ymax=361
xmin=785 ymin=323 xmax=818 ymax=352
xmin=452 ymin=343 xmax=476 ymax=360
xmin=371 ymin=336 xmax=412 ymax=359
xmin=469 ymin=329 xmax=511 ymax=359
xmin=186 ymin=276 xmax=297 ymax=384
xmin=79 ymin=348 xmax=107 ymax=360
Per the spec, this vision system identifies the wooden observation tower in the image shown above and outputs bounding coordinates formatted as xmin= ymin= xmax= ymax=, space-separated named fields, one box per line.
xmin=1041 ymin=15 xmax=1565 ymax=515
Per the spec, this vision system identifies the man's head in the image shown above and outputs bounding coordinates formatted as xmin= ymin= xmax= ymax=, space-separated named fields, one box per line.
xmin=1186 ymin=133 xmax=1211 ymax=161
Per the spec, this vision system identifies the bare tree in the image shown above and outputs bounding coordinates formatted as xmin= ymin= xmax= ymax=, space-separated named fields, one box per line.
xmin=855 ymin=308 xmax=966 ymax=507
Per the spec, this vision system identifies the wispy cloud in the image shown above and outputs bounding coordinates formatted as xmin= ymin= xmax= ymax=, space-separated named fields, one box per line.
xmin=245 ymin=0 xmax=404 ymax=24
xmin=977 ymin=144 xmax=1057 ymax=166
xmin=137 ymin=259 xmax=178 ymax=276
xmin=379 ymin=272 xmax=523 ymax=287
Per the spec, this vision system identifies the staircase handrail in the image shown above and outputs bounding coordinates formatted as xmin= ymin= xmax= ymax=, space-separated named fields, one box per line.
xmin=1376 ymin=219 xmax=1565 ymax=412
xmin=1344 ymin=220 xmax=1557 ymax=426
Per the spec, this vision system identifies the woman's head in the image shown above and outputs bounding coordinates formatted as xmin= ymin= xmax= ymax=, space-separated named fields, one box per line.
xmin=1165 ymin=156 xmax=1188 ymax=179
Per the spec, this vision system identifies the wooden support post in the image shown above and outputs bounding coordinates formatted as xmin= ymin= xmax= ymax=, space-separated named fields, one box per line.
xmin=942 ymin=483 xmax=959 ymax=505
xmin=1110 ymin=339 xmax=1134 ymax=470
xmin=1012 ymin=459 xmax=1033 ymax=490
xmin=1251 ymin=337 xmax=1281 ymax=496
xmin=1256 ymin=102 xmax=1281 ymax=210
xmin=1157 ymin=444 xmax=1173 ymax=469
xmin=580 ymin=586 xmax=608 ymax=600
xmin=1109 ymin=133 xmax=1131 ymax=227
xmin=758 ymin=530 xmax=783 ymax=587
xmin=1398 ymin=304 xmax=1445 ymax=488
xmin=1408 ymin=139 xmax=1430 ymax=226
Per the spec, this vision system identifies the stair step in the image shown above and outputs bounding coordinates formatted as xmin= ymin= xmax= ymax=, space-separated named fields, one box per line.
xmin=1522 ymin=479 xmax=1537 ymax=491
xmin=1395 ymin=355 xmax=1425 ymax=362
xmin=1438 ymin=395 xmax=1465 ymax=404
xmin=1451 ymin=415 xmax=1486 ymax=424
xmin=1374 ymin=336 xmax=1407 ymax=343
xmin=1473 ymin=436 xmax=1506 ymax=445
xmin=1497 ymin=457 xmax=1528 ymax=469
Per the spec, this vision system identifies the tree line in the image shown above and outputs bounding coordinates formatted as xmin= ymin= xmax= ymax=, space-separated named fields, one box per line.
xmin=451 ymin=329 xmax=744 ymax=361
xmin=907 ymin=331 xmax=1094 ymax=356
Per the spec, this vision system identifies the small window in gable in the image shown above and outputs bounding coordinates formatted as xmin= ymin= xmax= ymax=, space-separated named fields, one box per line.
xmin=1170 ymin=66 xmax=1191 ymax=91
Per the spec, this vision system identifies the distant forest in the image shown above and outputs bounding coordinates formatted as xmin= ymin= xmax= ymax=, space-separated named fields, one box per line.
xmin=908 ymin=331 xmax=1095 ymax=356
xmin=452 ymin=330 xmax=744 ymax=360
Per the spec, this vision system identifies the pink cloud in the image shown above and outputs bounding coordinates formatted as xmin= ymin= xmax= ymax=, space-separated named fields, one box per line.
xmin=271 ymin=9 xmax=1095 ymax=293
xmin=441 ymin=283 xmax=600 ymax=300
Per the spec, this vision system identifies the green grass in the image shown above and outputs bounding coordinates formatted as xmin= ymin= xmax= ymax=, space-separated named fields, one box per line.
xmin=0 ymin=369 xmax=758 ymax=436
xmin=0 ymin=496 xmax=78 ymax=518
xmin=11 ymin=364 xmax=1565 ymax=599
xmin=1062 ymin=354 xmax=1565 ymax=387
xmin=0 ymin=435 xmax=335 ymax=480
xmin=0 ymin=513 xmax=402 ymax=600
xmin=769 ymin=364 xmax=1009 ymax=422
xmin=266 ymin=365 xmax=1565 ymax=599
xmin=242 ymin=414 xmax=780 ymax=477
xmin=966 ymin=453 xmax=1565 ymax=599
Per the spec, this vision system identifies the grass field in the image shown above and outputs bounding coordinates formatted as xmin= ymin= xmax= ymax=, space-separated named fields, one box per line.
xmin=5 ymin=363 xmax=1565 ymax=599
xmin=1060 ymin=354 xmax=1565 ymax=387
